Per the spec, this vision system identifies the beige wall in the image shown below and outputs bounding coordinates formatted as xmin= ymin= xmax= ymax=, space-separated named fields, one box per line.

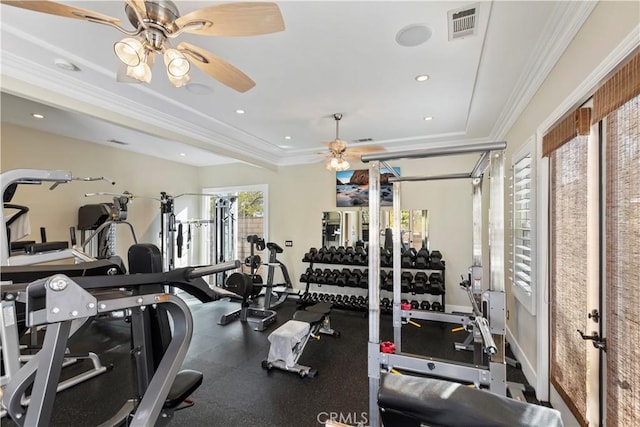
xmin=1 ymin=123 xmax=200 ymax=264
xmin=503 ymin=0 xmax=639 ymax=383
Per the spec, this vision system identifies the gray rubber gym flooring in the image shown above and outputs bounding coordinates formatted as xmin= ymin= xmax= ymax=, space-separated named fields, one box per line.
xmin=1 ymin=295 xmax=531 ymax=426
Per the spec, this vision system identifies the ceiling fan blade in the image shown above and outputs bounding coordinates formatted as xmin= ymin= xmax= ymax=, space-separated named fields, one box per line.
xmin=178 ymin=42 xmax=255 ymax=93
xmin=175 ymin=2 xmax=284 ymax=37
xmin=125 ymin=0 xmax=146 ymax=16
xmin=2 ymin=0 xmax=120 ymax=24
xmin=349 ymin=145 xmax=386 ymax=154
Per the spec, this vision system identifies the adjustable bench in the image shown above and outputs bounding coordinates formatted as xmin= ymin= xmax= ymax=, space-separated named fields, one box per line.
xmin=378 ymin=373 xmax=564 ymax=427
xmin=261 ymin=302 xmax=339 ymax=378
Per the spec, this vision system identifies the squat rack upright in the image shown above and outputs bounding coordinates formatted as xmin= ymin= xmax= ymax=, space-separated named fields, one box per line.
xmin=362 ymin=141 xmax=507 ymax=427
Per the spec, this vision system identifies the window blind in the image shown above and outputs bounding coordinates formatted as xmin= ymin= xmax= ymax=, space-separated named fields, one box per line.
xmin=605 ymin=94 xmax=639 ymax=427
xmin=550 ymin=136 xmax=589 ymax=427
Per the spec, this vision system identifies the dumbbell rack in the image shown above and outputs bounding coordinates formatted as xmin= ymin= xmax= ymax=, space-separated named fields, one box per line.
xmin=299 ymin=246 xmax=446 ymax=313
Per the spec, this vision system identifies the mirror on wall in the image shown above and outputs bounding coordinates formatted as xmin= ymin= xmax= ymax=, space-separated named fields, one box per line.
xmin=322 ymin=209 xmax=429 ymax=249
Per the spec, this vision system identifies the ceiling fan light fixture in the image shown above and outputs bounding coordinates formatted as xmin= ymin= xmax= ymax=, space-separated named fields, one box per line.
xmin=168 ymin=73 xmax=191 ymax=88
xmin=327 ymin=156 xmax=350 ymax=172
xmin=114 ymin=37 xmax=145 ymax=67
xmin=127 ymin=61 xmax=152 ymax=83
xmin=164 ymin=48 xmax=190 ymax=77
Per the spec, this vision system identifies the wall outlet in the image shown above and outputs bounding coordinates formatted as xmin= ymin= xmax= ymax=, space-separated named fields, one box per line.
xmin=285 ymin=240 xmax=293 ymax=247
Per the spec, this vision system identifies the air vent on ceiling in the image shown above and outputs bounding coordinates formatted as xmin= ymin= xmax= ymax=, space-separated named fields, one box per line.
xmin=448 ymin=4 xmax=478 ymax=41
xmin=108 ymin=139 xmax=129 ymax=146
xmin=354 ymin=138 xmax=373 ymax=143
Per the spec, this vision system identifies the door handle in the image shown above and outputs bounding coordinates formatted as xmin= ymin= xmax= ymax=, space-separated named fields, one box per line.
xmin=577 ymin=329 xmax=607 ymax=351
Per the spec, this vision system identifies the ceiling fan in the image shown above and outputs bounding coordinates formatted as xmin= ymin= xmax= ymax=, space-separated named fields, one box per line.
xmin=323 ymin=113 xmax=381 ymax=171
xmin=3 ymin=0 xmax=285 ymax=91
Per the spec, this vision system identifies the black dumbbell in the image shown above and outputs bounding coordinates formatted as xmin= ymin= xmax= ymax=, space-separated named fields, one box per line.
xmin=347 ymin=269 xmax=362 ymax=287
xmin=353 ymin=247 xmax=367 ymax=265
xmin=401 ymin=272 xmax=413 ymax=293
xmin=381 ymin=248 xmax=393 ymax=267
xmin=429 ymin=250 xmax=445 ymax=269
xmin=401 ymin=248 xmax=416 ymax=268
xmin=326 ymin=270 xmax=338 ymax=286
xmin=314 ymin=247 xmax=327 ymax=262
xmin=359 ymin=269 xmax=369 ymax=289
xmin=316 ymin=269 xmax=328 ymax=285
xmin=310 ymin=292 xmax=319 ymax=302
xmin=420 ymin=300 xmax=431 ymax=311
xmin=415 ymin=248 xmax=430 ymax=269
xmin=414 ymin=271 xmax=428 ymax=284
xmin=299 ymin=267 xmax=312 ymax=283
xmin=307 ymin=270 xmax=318 ymax=283
xmin=381 ymin=297 xmax=391 ymax=313
xmin=303 ymin=248 xmax=317 ymax=262
xmin=431 ymin=301 xmax=442 ymax=312
xmin=410 ymin=300 xmax=419 ymax=309
xmin=429 ymin=272 xmax=443 ymax=285
xmin=428 ymin=282 xmax=444 ymax=295
xmin=349 ymin=295 xmax=358 ymax=308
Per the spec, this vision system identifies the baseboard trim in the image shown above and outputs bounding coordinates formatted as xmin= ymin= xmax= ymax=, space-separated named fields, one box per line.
xmin=506 ymin=326 xmax=537 ymax=396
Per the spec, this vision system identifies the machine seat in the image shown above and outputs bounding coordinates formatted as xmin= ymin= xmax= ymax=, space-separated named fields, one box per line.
xmin=163 ymin=369 xmax=203 ymax=409
xmin=378 ymin=373 xmax=563 ymax=427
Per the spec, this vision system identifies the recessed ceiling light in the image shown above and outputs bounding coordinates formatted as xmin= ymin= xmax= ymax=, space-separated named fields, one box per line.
xmin=279 ymin=145 xmax=292 ymax=149
xmin=396 ymin=24 xmax=433 ymax=47
xmin=415 ymin=74 xmax=430 ymax=82
xmin=284 ymin=136 xmax=292 ymax=140
xmin=31 ymin=113 xmax=45 ymax=119
xmin=423 ymin=116 xmax=433 ymax=121
xmin=179 ymin=153 xmax=186 ymax=157
xmin=54 ymin=58 xmax=80 ymax=72
xmin=235 ymin=109 xmax=245 ymax=114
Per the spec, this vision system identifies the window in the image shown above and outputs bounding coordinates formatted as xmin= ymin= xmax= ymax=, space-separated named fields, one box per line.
xmin=510 ymin=141 xmax=535 ymax=314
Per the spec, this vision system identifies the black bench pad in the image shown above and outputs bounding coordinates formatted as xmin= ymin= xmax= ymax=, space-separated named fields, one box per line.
xmin=293 ymin=310 xmax=324 ymax=324
xmin=378 ymin=373 xmax=563 ymax=427
xmin=164 ymin=369 xmax=203 ymax=409
xmin=305 ymin=302 xmax=332 ymax=314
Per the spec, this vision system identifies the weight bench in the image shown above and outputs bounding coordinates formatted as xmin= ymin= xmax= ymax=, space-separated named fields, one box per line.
xmin=261 ymin=302 xmax=339 ymax=378
xmin=378 ymin=373 xmax=564 ymax=427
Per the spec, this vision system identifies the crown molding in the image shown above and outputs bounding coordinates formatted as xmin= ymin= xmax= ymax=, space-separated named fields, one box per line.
xmin=489 ymin=1 xmax=598 ymax=140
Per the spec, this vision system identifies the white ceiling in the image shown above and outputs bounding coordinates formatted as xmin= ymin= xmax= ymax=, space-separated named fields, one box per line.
xmin=0 ymin=1 xmax=596 ymax=169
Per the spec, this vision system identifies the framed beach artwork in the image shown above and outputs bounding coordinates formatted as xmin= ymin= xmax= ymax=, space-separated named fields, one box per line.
xmin=336 ymin=167 xmax=399 ymax=207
